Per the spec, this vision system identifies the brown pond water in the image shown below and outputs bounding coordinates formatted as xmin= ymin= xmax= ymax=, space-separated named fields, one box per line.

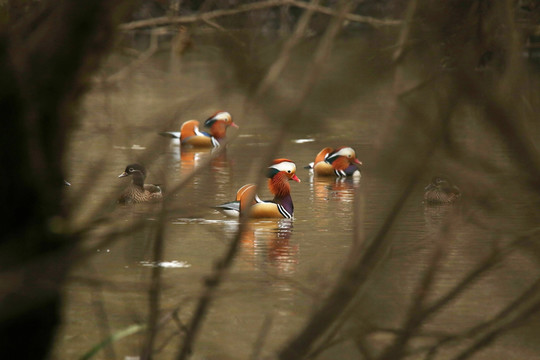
xmin=52 ymin=37 xmax=540 ymax=360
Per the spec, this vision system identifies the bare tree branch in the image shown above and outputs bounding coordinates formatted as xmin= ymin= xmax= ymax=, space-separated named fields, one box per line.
xmin=118 ymin=0 xmax=401 ymax=32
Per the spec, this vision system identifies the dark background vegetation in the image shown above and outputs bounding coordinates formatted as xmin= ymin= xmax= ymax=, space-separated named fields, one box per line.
xmin=1 ymin=0 xmax=539 ymax=359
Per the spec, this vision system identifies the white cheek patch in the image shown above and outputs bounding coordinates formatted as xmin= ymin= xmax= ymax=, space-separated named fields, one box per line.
xmin=269 ymin=161 xmax=296 ymax=173
xmin=334 ymin=147 xmax=356 ymax=158
xmin=214 ymin=112 xmax=231 ymax=121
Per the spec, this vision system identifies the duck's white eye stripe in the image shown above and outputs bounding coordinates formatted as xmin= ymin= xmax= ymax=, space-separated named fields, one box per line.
xmin=269 ymin=162 xmax=296 ymax=172
xmin=334 ymin=147 xmax=356 ymax=157
xmin=215 ymin=112 xmax=231 ymax=121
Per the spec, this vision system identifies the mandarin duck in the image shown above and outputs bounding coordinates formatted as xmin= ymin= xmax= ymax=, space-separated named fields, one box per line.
xmin=216 ymin=159 xmax=301 ymax=219
xmin=424 ymin=176 xmax=461 ymax=204
xmin=160 ymin=111 xmax=238 ymax=147
xmin=118 ymin=164 xmax=162 ymax=204
xmin=306 ymin=147 xmax=362 ymax=177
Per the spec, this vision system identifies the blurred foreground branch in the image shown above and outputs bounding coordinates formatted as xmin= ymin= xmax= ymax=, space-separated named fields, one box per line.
xmin=119 ymin=0 xmax=401 ymax=32
xmin=0 ymin=1 xmax=130 ymax=358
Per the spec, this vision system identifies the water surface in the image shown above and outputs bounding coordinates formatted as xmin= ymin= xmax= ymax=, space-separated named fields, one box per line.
xmin=54 ymin=42 xmax=540 ymax=360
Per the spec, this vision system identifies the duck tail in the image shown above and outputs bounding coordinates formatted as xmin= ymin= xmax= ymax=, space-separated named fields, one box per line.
xmin=158 ymin=131 xmax=181 ymax=139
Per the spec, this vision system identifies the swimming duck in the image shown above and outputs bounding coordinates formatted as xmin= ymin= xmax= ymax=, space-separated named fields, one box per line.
xmin=424 ymin=176 xmax=461 ymax=204
xmin=306 ymin=147 xmax=362 ymax=177
xmin=160 ymin=111 xmax=238 ymax=147
xmin=216 ymin=159 xmax=301 ymax=219
xmin=118 ymin=164 xmax=162 ymax=204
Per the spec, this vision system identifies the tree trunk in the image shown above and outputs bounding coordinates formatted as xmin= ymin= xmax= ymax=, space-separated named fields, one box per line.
xmin=0 ymin=1 xmax=129 ymax=358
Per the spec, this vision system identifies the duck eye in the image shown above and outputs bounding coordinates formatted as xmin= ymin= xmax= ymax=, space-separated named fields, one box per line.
xmin=129 ymin=168 xmax=134 ymax=172
xmin=287 ymin=170 xmax=291 ymax=173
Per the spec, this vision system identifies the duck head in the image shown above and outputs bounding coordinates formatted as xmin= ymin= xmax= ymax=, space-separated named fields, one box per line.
xmin=204 ymin=111 xmax=238 ymax=139
xmin=425 ymin=176 xmax=461 ymax=195
xmin=326 ymin=147 xmax=362 ymax=170
xmin=118 ymin=163 xmax=147 ymax=186
xmin=267 ymin=159 xmax=301 ymax=198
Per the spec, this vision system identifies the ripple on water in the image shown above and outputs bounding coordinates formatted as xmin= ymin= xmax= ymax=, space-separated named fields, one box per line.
xmin=140 ymin=260 xmax=191 ymax=268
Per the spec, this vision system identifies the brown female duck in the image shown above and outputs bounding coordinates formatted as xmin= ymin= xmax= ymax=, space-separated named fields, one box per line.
xmin=118 ymin=164 xmax=162 ymax=204
xmin=424 ymin=176 xmax=461 ymax=204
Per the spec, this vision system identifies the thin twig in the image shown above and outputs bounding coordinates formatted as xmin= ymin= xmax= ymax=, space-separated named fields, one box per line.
xmin=392 ymin=0 xmax=418 ymax=62
xmin=120 ymin=0 xmax=290 ymax=31
xmin=118 ymin=0 xmax=401 ymax=32
xmin=290 ymin=0 xmax=401 ymax=28
xmin=452 ymin=299 xmax=540 ymax=360
xmin=256 ymin=0 xmax=321 ymax=96
xmin=200 ymin=17 xmax=247 ymax=48
xmin=249 ymin=314 xmax=273 ymax=360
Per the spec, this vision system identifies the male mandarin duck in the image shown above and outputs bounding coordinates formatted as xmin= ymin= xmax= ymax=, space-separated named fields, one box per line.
xmin=216 ymin=159 xmax=301 ymax=219
xmin=424 ymin=176 xmax=461 ymax=205
xmin=118 ymin=164 xmax=162 ymax=204
xmin=306 ymin=147 xmax=362 ymax=177
xmin=160 ymin=111 xmax=238 ymax=147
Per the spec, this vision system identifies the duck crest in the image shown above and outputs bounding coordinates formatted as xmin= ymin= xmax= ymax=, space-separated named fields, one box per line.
xmin=272 ymin=158 xmax=294 ymax=164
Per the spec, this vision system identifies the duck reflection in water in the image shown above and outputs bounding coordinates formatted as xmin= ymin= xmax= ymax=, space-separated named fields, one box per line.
xmin=240 ymin=219 xmax=298 ymax=275
xmin=309 ymin=175 xmax=360 ymax=203
xmin=178 ymin=146 xmax=229 ymax=174
xmin=159 ymin=132 xmax=234 ymax=214
xmin=308 ymin=174 xmax=360 ymax=232
xmin=179 ymin=146 xmax=233 ymax=198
